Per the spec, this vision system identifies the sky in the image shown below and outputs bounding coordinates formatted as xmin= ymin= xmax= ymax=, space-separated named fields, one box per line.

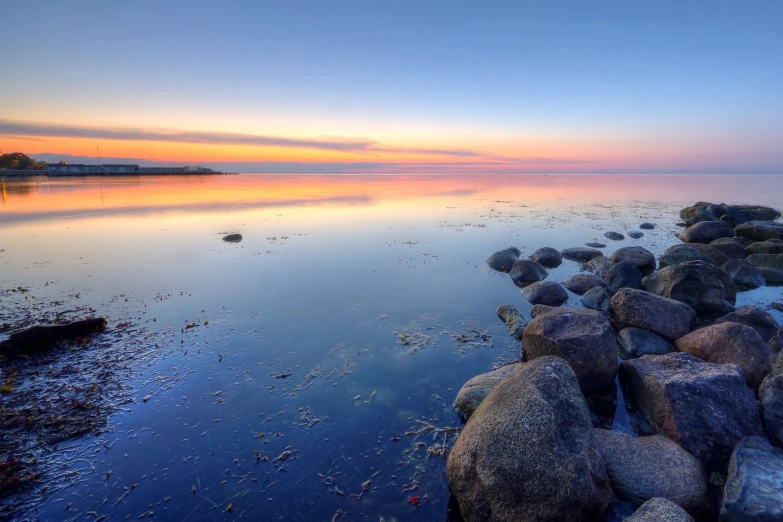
xmin=1 ymin=0 xmax=782 ymax=174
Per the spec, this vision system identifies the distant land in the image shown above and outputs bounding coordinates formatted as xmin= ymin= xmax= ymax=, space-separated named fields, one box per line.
xmin=0 ymin=152 xmax=46 ymax=171
xmin=0 ymin=153 xmax=219 ymax=175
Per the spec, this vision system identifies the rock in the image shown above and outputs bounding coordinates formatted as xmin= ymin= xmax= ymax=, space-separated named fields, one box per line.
xmin=675 ymin=323 xmax=773 ymax=389
xmin=735 ymin=221 xmax=783 ymax=242
xmin=759 ymin=267 xmax=783 ymax=286
xmin=0 ymin=318 xmax=108 ymax=358
xmin=759 ymin=362 xmax=783 ymax=446
xmin=619 ymin=352 xmax=763 ymax=470
xmin=610 ymin=246 xmax=657 ymax=276
xmin=628 ymin=231 xmax=644 ymax=239
xmin=645 ymin=260 xmax=731 ymax=315
xmin=734 ymin=205 xmax=781 ymax=222
xmin=520 ymin=281 xmax=569 ymax=306
xmin=522 ymin=309 xmax=618 ymax=395
xmin=703 ymin=263 xmax=739 ymax=302
xmin=685 ymin=208 xmax=720 ymax=226
xmin=681 ymin=203 xmax=780 ymax=224
xmin=486 ymin=247 xmax=521 ymax=273
xmin=495 ymin=304 xmax=528 ymax=340
xmin=585 ymin=242 xmax=607 ymax=248
xmin=529 ymin=304 xmax=571 ymax=318
xmin=708 ymin=240 xmax=746 ymax=260
xmin=586 ymin=256 xmax=615 ymax=278
xmin=561 ymin=247 xmax=604 ymax=262
xmin=746 ymin=240 xmax=783 ymax=256
xmin=508 ymin=259 xmax=547 ymax=287
xmin=721 ymin=437 xmax=783 ymax=522
xmin=771 ymin=330 xmax=783 ymax=353
xmin=625 ymin=498 xmax=695 ymax=522
xmin=746 ymin=254 xmax=783 ymax=271
xmin=639 ymin=223 xmax=655 ymax=230
xmin=722 ymin=259 xmax=765 ymax=289
xmin=222 ymin=233 xmax=243 ymax=242
xmin=714 ymin=305 xmax=781 ymax=343
xmin=561 ymin=274 xmax=606 ymax=295
xmin=606 ymin=260 xmax=643 ymax=292
xmin=618 ymin=328 xmax=672 ymax=358
xmin=529 ymin=247 xmax=562 ymax=268
xmin=611 ymin=288 xmax=696 ymax=341
xmin=665 ymin=243 xmax=730 ymax=267
xmin=605 ymin=231 xmax=625 ymax=241
xmin=580 ymin=287 xmax=613 ymax=314
xmin=679 ymin=221 xmax=734 ymax=244
xmin=453 ymin=364 xmax=522 ymax=421
xmin=659 ymin=247 xmax=718 ymax=269
xmin=594 ymin=429 xmax=712 ymax=518
xmin=446 ymin=357 xmax=612 ymax=522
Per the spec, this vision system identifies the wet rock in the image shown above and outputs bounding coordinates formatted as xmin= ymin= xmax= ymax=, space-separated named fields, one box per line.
xmin=594 ymin=429 xmax=712 ymax=519
xmin=735 ymin=221 xmax=783 ymax=242
xmin=611 ymin=288 xmax=696 ymax=341
xmin=561 ymin=247 xmax=604 ymax=262
xmin=606 ymin=260 xmax=643 ymax=292
xmin=679 ymin=221 xmax=734 ymax=244
xmin=659 ymin=247 xmax=717 ymax=269
xmin=681 ymin=203 xmax=779 ymax=224
xmin=453 ymin=364 xmax=522 ymax=421
xmin=625 ymin=498 xmax=695 ymax=522
xmin=771 ymin=330 xmax=783 ymax=353
xmin=685 ymin=208 xmax=720 ymax=226
xmin=580 ymin=287 xmax=613 ymax=314
xmin=759 ymin=358 xmax=783 ymax=446
xmin=509 ymin=259 xmax=547 ymax=287
xmin=644 ymin=261 xmax=730 ymax=315
xmin=0 ymin=318 xmax=107 ymax=358
xmin=586 ymin=256 xmax=615 ymax=278
xmin=714 ymin=305 xmax=781 ymax=343
xmin=628 ymin=231 xmax=644 ymax=239
xmin=708 ymin=240 xmax=746 ymax=261
xmin=585 ymin=242 xmax=607 ymax=248
xmin=222 ymin=233 xmax=243 ymax=242
xmin=703 ymin=263 xmax=738 ymax=302
xmin=522 ymin=309 xmax=618 ymax=395
xmin=721 ymin=436 xmax=783 ymax=522
xmin=746 ymin=254 xmax=783 ymax=271
xmin=734 ymin=205 xmax=781 ymax=222
xmin=486 ymin=247 xmax=521 ymax=273
xmin=605 ymin=231 xmax=625 ymax=241
xmin=520 ymin=281 xmax=569 ymax=306
xmin=561 ymin=274 xmax=606 ymax=295
xmin=528 ymin=304 xmax=567 ymax=318
xmin=665 ymin=243 xmax=730 ymax=267
xmin=618 ymin=328 xmax=672 ymax=358
xmin=619 ymin=352 xmax=763 ymax=470
xmin=746 ymin=240 xmax=783 ymax=256
xmin=675 ymin=323 xmax=773 ymax=389
xmin=722 ymin=259 xmax=765 ymax=289
xmin=495 ymin=303 xmax=528 ymax=340
xmin=759 ymin=267 xmax=783 ymax=286
xmin=639 ymin=223 xmax=655 ymax=230
xmin=446 ymin=357 xmax=612 ymax=522
xmin=610 ymin=246 xmax=657 ymax=276
xmin=529 ymin=247 xmax=562 ymax=268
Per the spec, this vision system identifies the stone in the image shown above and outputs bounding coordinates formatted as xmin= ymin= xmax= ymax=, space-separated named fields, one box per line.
xmin=522 ymin=309 xmax=618 ymax=395
xmin=529 ymin=304 xmax=572 ymax=318
xmin=665 ymin=243 xmax=730 ymax=267
xmin=759 ymin=267 xmax=783 ymax=286
xmin=625 ymin=498 xmax=695 ymax=522
xmin=685 ymin=208 xmax=720 ymax=226
xmin=746 ymin=254 xmax=783 ymax=271
xmin=746 ymin=240 xmax=783 ymax=256
xmin=733 ymin=205 xmax=781 ymax=222
xmin=679 ymin=221 xmax=734 ymax=244
xmin=708 ymin=240 xmax=747 ymax=260
xmin=495 ymin=303 xmax=528 ymax=340
xmin=639 ymin=223 xmax=655 ymax=230
xmin=561 ymin=274 xmax=606 ymax=295
xmin=446 ymin=357 xmax=612 ymax=522
xmin=606 ymin=260 xmax=643 ymax=292
xmin=610 ymin=246 xmax=657 ymax=276
xmin=659 ymin=246 xmax=718 ymax=268
xmin=675 ymin=323 xmax=773 ymax=389
xmin=605 ymin=231 xmax=625 ymax=241
xmin=529 ymin=247 xmax=562 ymax=268
xmin=619 ymin=352 xmax=763 ymax=470
xmin=0 ymin=318 xmax=107 ymax=358
xmin=703 ymin=263 xmax=739 ymax=302
xmin=735 ymin=221 xmax=783 ymax=242
xmin=508 ymin=259 xmax=547 ymax=287
xmin=486 ymin=247 xmax=521 ymax=273
xmin=561 ymin=247 xmax=604 ymax=262
xmin=759 ymin=361 xmax=783 ymax=446
xmin=618 ymin=327 xmax=672 ymax=358
xmin=722 ymin=259 xmax=765 ymax=289
xmin=580 ymin=286 xmax=613 ymax=314
xmin=721 ymin=437 xmax=783 ymax=522
xmin=222 ymin=233 xmax=243 ymax=242
xmin=715 ymin=305 xmax=781 ymax=343
xmin=611 ymin=288 xmax=696 ymax=341
xmin=628 ymin=231 xmax=644 ymax=239
xmin=585 ymin=242 xmax=607 ymax=248
xmin=644 ymin=261 xmax=730 ymax=315
xmin=586 ymin=256 xmax=615 ymax=278
xmin=520 ymin=281 xmax=569 ymax=306
xmin=453 ymin=364 xmax=522 ymax=421
xmin=594 ymin=429 xmax=712 ymax=519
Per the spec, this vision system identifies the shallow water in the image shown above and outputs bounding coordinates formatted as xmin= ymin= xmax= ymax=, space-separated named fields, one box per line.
xmin=1 ymin=174 xmax=782 ymax=521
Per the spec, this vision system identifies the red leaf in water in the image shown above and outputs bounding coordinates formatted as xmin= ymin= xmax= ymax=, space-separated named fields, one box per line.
xmin=408 ymin=496 xmax=420 ymax=505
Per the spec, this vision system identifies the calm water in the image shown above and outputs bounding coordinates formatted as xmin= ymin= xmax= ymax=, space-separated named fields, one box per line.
xmin=1 ymin=174 xmax=782 ymax=521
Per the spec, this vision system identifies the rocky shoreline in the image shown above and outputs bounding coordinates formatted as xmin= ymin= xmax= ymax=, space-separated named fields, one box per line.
xmin=449 ymin=202 xmax=783 ymax=521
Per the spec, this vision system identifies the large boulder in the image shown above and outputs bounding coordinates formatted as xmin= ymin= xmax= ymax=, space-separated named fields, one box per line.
xmin=625 ymin=498 xmax=695 ymax=522
xmin=619 ymin=353 xmax=763 ymax=470
xmin=679 ymin=221 xmax=734 ymax=244
xmin=486 ymin=247 xmax=520 ymax=273
xmin=610 ymin=246 xmax=657 ymax=276
xmin=760 ymin=267 xmax=783 ymax=286
xmin=674 ymin=323 xmax=773 ymax=389
xmin=708 ymin=240 xmax=747 ymax=261
xmin=594 ymin=429 xmax=712 ymax=519
xmin=453 ymin=364 xmax=522 ymax=421
xmin=509 ymin=259 xmax=547 ymax=287
xmin=495 ymin=303 xmax=528 ymax=340
xmin=714 ymin=305 xmax=780 ymax=343
xmin=735 ymin=221 xmax=783 ymax=242
xmin=520 ymin=281 xmax=569 ymax=306
xmin=561 ymin=247 xmax=604 ymax=262
xmin=611 ymin=288 xmax=696 ymax=341
xmin=681 ymin=203 xmax=780 ymax=224
xmin=561 ymin=274 xmax=605 ymax=295
xmin=522 ymin=309 xmax=618 ymax=395
xmin=703 ymin=263 xmax=738 ymax=302
xmin=581 ymin=286 xmax=612 ymax=314
xmin=746 ymin=254 xmax=783 ymax=271
xmin=446 ymin=357 xmax=612 ymax=522
xmin=644 ymin=261 xmax=729 ymax=315
xmin=685 ymin=207 xmax=720 ymax=226
xmin=618 ymin=327 xmax=672 ymax=358
xmin=666 ymin=243 xmax=730 ymax=267
xmin=734 ymin=205 xmax=781 ymax=222
xmin=759 ymin=357 xmax=783 ymax=446
xmin=529 ymin=247 xmax=562 ymax=268
xmin=746 ymin=240 xmax=783 ymax=256
xmin=722 ymin=259 xmax=765 ymax=289
xmin=586 ymin=256 xmax=615 ymax=278
xmin=659 ymin=247 xmax=717 ymax=269
xmin=605 ymin=260 xmax=643 ymax=292
xmin=721 ymin=437 xmax=783 ymax=521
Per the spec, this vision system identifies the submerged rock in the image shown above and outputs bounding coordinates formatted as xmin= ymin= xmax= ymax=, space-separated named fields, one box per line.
xmin=585 ymin=242 xmax=607 ymax=248
xmin=0 ymin=318 xmax=107 ymax=358
xmin=610 ymin=246 xmax=657 ymax=276
xmin=618 ymin=327 xmax=672 ymax=358
xmin=721 ymin=437 xmax=783 ymax=522
xmin=486 ymin=247 xmax=521 ymax=273
xmin=644 ymin=261 xmax=729 ymax=315
xmin=561 ymin=274 xmax=606 ymax=295
xmin=446 ymin=357 xmax=612 ymax=522
xmin=580 ymin=286 xmax=612 ymax=314
xmin=611 ymin=288 xmax=696 ymax=341
xmin=509 ymin=259 xmax=547 ymax=287
xmin=625 ymin=498 xmax=695 ymax=522
xmin=605 ymin=231 xmax=625 ymax=241
xmin=679 ymin=221 xmax=734 ymax=244
xmin=734 ymin=221 xmax=783 ymax=242
xmin=222 ymin=233 xmax=243 ymax=242
xmin=561 ymin=247 xmax=604 ymax=262
xmin=529 ymin=247 xmax=562 ymax=268
xmin=715 ymin=305 xmax=781 ymax=343
xmin=520 ymin=281 xmax=569 ymax=306
xmin=722 ymin=259 xmax=765 ymax=289
xmin=605 ymin=260 xmax=643 ymax=292
xmin=639 ymin=223 xmax=655 ymax=230
xmin=628 ymin=231 xmax=644 ymax=239
xmin=746 ymin=254 xmax=783 ymax=271
xmin=495 ymin=303 xmax=528 ymax=340
xmin=453 ymin=364 xmax=522 ymax=421
xmin=586 ymin=256 xmax=615 ymax=278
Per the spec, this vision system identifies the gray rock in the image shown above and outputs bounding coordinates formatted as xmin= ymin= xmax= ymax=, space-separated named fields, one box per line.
xmin=509 ymin=259 xmax=547 ymax=287
xmin=495 ymin=303 xmax=528 ymax=340
xmin=522 ymin=309 xmax=618 ymax=395
xmin=746 ymin=240 xmax=783 ymax=256
xmin=446 ymin=357 xmax=612 ymax=522
xmin=679 ymin=221 xmax=735 ymax=244
xmin=703 ymin=263 xmax=739 ymax=302
xmin=529 ymin=246 xmax=562 ymax=268
xmin=722 ymin=259 xmax=765 ymax=289
xmin=594 ymin=429 xmax=712 ymax=519
xmin=605 ymin=231 xmax=625 ymax=241
xmin=735 ymin=221 xmax=783 ymax=242
xmin=715 ymin=305 xmax=780 ymax=343
xmin=618 ymin=328 xmax=672 ymax=358
xmin=520 ymin=281 xmax=569 ymax=306
xmin=606 ymin=260 xmax=644 ymax=292
xmin=708 ymin=240 xmax=747 ymax=260
xmin=760 ymin=362 xmax=783 ymax=446
xmin=721 ymin=437 xmax=783 ymax=522
xmin=610 ymin=246 xmax=657 ymax=276
xmin=639 ymin=223 xmax=655 ymax=230
xmin=453 ymin=364 xmax=522 ymax=421
xmin=585 ymin=242 xmax=607 ymax=248
xmin=644 ymin=261 xmax=730 ymax=315
xmin=529 ymin=304 xmax=571 ymax=318
xmin=628 ymin=231 xmax=644 ymax=239
xmin=746 ymin=254 xmax=783 ymax=271
xmin=733 ymin=205 xmax=781 ymax=222
xmin=659 ymin=246 xmax=718 ymax=269
xmin=611 ymin=288 xmax=696 ymax=341
xmin=619 ymin=352 xmax=763 ymax=470
xmin=759 ymin=267 xmax=783 ymax=286
xmin=586 ymin=256 xmax=615 ymax=278
xmin=486 ymin=247 xmax=521 ymax=273
xmin=685 ymin=208 xmax=720 ymax=226
xmin=561 ymin=274 xmax=606 ymax=295
xmin=580 ymin=286 xmax=613 ymax=314
xmin=626 ymin=498 xmax=695 ymax=522
xmin=561 ymin=247 xmax=605 ymax=262
xmin=666 ymin=243 xmax=731 ymax=267
xmin=222 ymin=233 xmax=243 ymax=242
